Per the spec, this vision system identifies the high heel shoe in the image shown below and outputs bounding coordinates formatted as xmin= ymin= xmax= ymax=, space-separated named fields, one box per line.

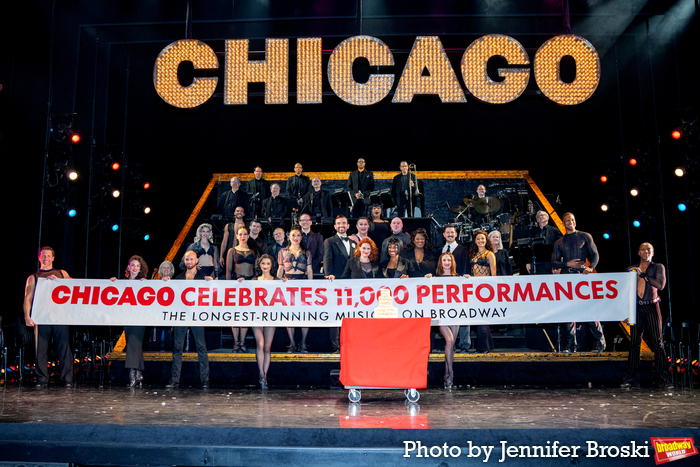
xmin=259 ymin=374 xmax=268 ymax=389
xmin=127 ymin=368 xmax=137 ymax=388
xmin=136 ymin=370 xmax=144 ymax=388
xmin=239 ymin=338 xmax=247 ymax=353
xmin=286 ymin=343 xmax=296 ymax=354
xmin=299 ymin=342 xmax=309 ymax=354
xmin=233 ymin=340 xmax=241 ymax=353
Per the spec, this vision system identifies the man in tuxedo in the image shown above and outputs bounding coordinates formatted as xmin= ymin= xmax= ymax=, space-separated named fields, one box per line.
xmin=245 ymin=166 xmax=270 ymax=217
xmin=302 ymin=177 xmax=333 ymax=220
xmin=441 ymin=223 xmax=468 ymax=275
xmin=262 ymin=183 xmax=287 ymax=220
xmin=299 ymin=213 xmax=324 ymax=274
xmin=391 ymin=161 xmax=418 ymax=217
xmin=323 ymin=215 xmax=356 ymax=352
xmin=218 ymin=177 xmax=250 ymax=217
xmin=347 ymin=158 xmax=374 ymax=218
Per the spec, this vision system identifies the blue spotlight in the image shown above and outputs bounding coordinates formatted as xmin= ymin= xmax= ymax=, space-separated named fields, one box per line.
xmin=603 ymin=232 xmax=610 ymax=240
xmin=111 ymin=223 xmax=119 ymax=232
xmin=67 ymin=209 xmax=77 ymax=218
xmin=678 ymin=203 xmax=687 ymax=212
xmin=632 ymin=220 xmax=641 ymax=228
xmin=144 ymin=234 xmax=150 ymax=241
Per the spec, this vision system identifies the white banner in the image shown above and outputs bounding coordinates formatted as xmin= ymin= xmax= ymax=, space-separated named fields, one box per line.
xmin=32 ymin=273 xmax=636 ymax=327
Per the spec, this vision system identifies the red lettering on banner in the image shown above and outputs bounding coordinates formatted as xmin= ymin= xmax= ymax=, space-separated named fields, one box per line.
xmin=71 ymin=286 xmax=91 ymax=305
xmin=182 ymin=288 xmax=195 ymax=306
xmin=475 ymin=284 xmax=495 ymax=301
xmin=462 ymin=283 xmax=474 ymax=302
xmin=575 ymin=282 xmax=590 ymax=300
xmin=270 ymin=288 xmax=288 ymax=306
xmin=433 ymin=284 xmax=444 ymax=304
xmin=554 ymin=282 xmax=573 ymax=300
xmin=536 ymin=283 xmax=554 ymax=301
xmin=360 ymin=286 xmax=374 ymax=306
xmin=255 ymin=287 xmax=269 ymax=306
xmin=446 ymin=284 xmax=459 ymax=303
xmin=198 ymin=288 xmax=210 ymax=306
xmin=606 ymin=280 xmax=618 ymax=299
xmin=52 ymin=285 xmax=71 ymax=304
xmin=513 ymin=283 xmax=534 ymax=301
xmin=101 ymin=287 xmax=119 ymax=306
xmin=315 ymin=288 xmax=327 ymax=306
xmin=287 ymin=287 xmax=298 ymax=306
xmin=394 ymin=285 xmax=408 ymax=305
xmin=91 ymin=286 xmax=101 ymax=305
xmin=240 ymin=288 xmax=252 ymax=306
xmin=300 ymin=287 xmax=312 ymax=306
xmin=158 ymin=287 xmax=174 ymax=306
xmin=417 ymin=285 xmax=430 ymax=304
xmin=497 ymin=283 xmax=511 ymax=302
xmin=591 ymin=281 xmax=604 ymax=299
xmin=137 ymin=287 xmax=155 ymax=306
xmin=117 ymin=287 xmax=137 ymax=306
xmin=212 ymin=287 xmax=223 ymax=306
xmin=225 ymin=288 xmax=236 ymax=306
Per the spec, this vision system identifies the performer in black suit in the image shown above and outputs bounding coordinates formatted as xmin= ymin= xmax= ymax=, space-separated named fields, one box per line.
xmin=245 ymin=166 xmax=271 ymax=217
xmin=526 ymin=210 xmax=563 ymax=275
xmin=261 ymin=183 xmax=287 ymax=220
xmin=218 ymin=176 xmax=251 ymax=217
xmin=286 ymin=163 xmax=311 ymax=205
xmin=391 ymin=161 xmax=418 ymax=218
xmin=347 ymin=158 xmax=374 ymax=218
xmin=301 ymin=177 xmax=333 ymax=219
xmin=299 ymin=213 xmax=324 ymax=274
xmin=441 ymin=224 xmax=468 ymax=275
xmin=165 ymin=251 xmax=212 ymax=389
xmin=24 ymin=246 xmax=74 ymax=388
xmin=323 ymin=215 xmax=356 ymax=352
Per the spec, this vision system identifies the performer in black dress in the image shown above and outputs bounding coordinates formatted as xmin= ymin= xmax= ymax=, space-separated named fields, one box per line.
xmin=402 ymin=228 xmax=438 ymax=277
xmin=380 ymin=237 xmax=412 ymax=278
xmin=368 ymin=204 xmax=390 ymax=248
xmin=110 ymin=255 xmax=148 ymax=387
xmin=333 ymin=238 xmax=380 ymax=280
xmin=226 ymin=226 xmax=261 ymax=353
xmin=488 ymin=230 xmax=512 ymax=277
xmin=468 ymin=230 xmax=496 ymax=354
xmin=181 ymin=223 xmax=220 ymax=278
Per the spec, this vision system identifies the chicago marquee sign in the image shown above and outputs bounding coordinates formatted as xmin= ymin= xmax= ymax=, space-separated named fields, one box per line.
xmin=153 ymin=34 xmax=600 ymax=109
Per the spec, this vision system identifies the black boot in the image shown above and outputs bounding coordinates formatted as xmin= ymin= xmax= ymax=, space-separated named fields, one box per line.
xmin=136 ymin=370 xmax=143 ymax=388
xmin=127 ymin=368 xmax=137 ymax=387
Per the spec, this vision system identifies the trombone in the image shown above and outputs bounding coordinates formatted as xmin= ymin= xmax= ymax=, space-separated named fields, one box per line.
xmin=408 ymin=163 xmax=421 ymax=217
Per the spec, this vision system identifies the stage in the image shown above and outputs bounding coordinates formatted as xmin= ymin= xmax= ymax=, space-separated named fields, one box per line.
xmin=1 ymin=380 xmax=698 ymax=466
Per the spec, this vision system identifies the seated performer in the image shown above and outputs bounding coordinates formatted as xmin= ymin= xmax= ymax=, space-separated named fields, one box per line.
xmin=238 ymin=254 xmax=279 ymax=389
xmin=347 ymin=158 xmax=374 ymax=218
xmin=262 ymin=183 xmax=287 ymax=221
xmin=468 ymin=230 xmax=496 ymax=354
xmin=391 ymin=161 xmax=418 ymax=217
xmin=164 ymin=251 xmax=213 ymax=389
xmin=180 ymin=223 xmax=220 ymax=278
xmin=380 ymin=237 xmax=412 ymax=278
xmin=621 ymin=243 xmax=673 ymax=390
xmin=24 ymin=246 xmax=74 ymax=388
xmin=402 ymin=228 xmax=438 ymax=277
xmin=218 ymin=176 xmax=250 ymax=217
xmin=245 ymin=166 xmax=270 ymax=217
xmin=331 ymin=237 xmax=380 ymax=280
xmin=277 ymin=226 xmax=313 ymax=353
xmin=301 ymin=177 xmax=333 ymax=220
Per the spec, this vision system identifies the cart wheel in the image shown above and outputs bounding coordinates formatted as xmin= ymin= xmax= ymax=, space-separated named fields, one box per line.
xmin=404 ymin=389 xmax=409 ymax=398
xmin=406 ymin=389 xmax=420 ymax=403
xmin=348 ymin=389 xmax=361 ymax=403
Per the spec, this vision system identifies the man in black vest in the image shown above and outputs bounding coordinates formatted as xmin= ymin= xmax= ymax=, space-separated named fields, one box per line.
xmin=323 ymin=215 xmax=356 ymax=352
xmin=347 ymin=158 xmax=374 ymax=218
xmin=23 ymin=246 xmax=74 ymax=388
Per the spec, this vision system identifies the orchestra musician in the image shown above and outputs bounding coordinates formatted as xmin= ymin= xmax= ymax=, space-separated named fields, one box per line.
xmin=391 ymin=161 xmax=418 ymax=218
xmin=347 ymin=158 xmax=374 ymax=218
xmin=245 ymin=166 xmax=270 ymax=217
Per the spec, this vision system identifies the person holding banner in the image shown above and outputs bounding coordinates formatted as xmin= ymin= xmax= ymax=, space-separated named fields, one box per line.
xmin=278 ymin=226 xmax=313 ymax=353
xmin=242 ymin=254 xmax=279 ymax=389
xmin=402 ymin=228 xmax=438 ymax=278
xmin=24 ymin=246 xmax=74 ymax=388
xmin=551 ymin=212 xmax=605 ymax=353
xmin=110 ymin=255 xmax=148 ymax=388
xmin=324 ymin=215 xmax=356 ymax=353
xmin=621 ymin=243 xmax=673 ymax=390
xmin=164 ymin=251 xmax=213 ymax=389
xmin=180 ymin=223 xmax=220 ymax=278
xmin=334 ymin=237 xmax=380 ymax=279
xmin=227 ymin=226 xmax=262 ymax=353
xmin=469 ymin=230 xmax=496 ymax=354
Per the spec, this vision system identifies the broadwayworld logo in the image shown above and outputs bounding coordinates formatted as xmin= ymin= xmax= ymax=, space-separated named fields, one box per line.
xmin=651 ymin=437 xmax=698 ymax=465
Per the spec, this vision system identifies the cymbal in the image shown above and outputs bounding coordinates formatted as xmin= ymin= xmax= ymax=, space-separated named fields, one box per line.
xmin=451 ymin=205 xmax=469 ymax=214
xmin=473 ymin=196 xmax=501 ymax=215
xmin=462 ymin=196 xmax=474 ymax=206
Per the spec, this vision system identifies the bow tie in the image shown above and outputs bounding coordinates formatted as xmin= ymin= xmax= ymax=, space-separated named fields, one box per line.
xmin=340 ymin=236 xmax=350 ymax=243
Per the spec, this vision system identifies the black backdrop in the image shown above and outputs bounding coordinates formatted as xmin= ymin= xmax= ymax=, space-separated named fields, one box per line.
xmin=4 ymin=1 xmax=698 ymax=323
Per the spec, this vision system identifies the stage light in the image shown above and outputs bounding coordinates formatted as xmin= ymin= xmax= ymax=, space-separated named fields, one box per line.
xmin=143 ymin=206 xmax=151 ymax=214
xmin=630 ymin=188 xmax=639 ymax=197
xmin=111 ymin=223 xmax=119 ymax=231
xmin=67 ymin=169 xmax=78 ymax=181
xmin=600 ymin=175 xmax=608 ymax=183
xmin=111 ymin=161 xmax=120 ymax=171
xmin=143 ymin=182 xmax=150 ymax=190
xmin=600 ymin=204 xmax=609 ymax=212
xmin=111 ymin=189 xmax=120 ymax=198
xmin=628 ymin=158 xmax=637 ymax=166
xmin=633 ymin=220 xmax=641 ymax=228
xmin=67 ymin=130 xmax=81 ymax=144
xmin=603 ymin=232 xmax=610 ymax=240
xmin=675 ymin=167 xmax=685 ymax=177
xmin=671 ymin=129 xmax=682 ymax=140
xmin=144 ymin=234 xmax=150 ymax=241
xmin=68 ymin=209 xmax=77 ymax=218
xmin=678 ymin=203 xmax=687 ymax=212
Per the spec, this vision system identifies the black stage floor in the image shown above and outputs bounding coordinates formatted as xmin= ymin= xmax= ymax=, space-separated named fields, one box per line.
xmin=1 ymin=383 xmax=698 ymax=466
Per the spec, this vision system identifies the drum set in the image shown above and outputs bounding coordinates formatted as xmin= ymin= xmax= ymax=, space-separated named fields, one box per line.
xmin=448 ymin=195 xmax=516 ymax=244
